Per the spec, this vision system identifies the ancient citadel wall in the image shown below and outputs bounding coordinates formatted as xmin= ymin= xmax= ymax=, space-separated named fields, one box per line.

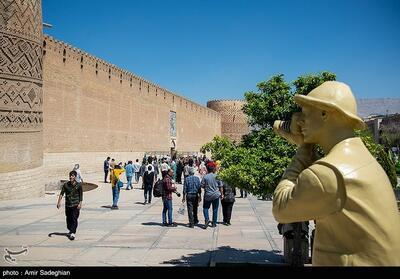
xmin=42 ymin=35 xmax=221 ymax=186
xmin=207 ymin=100 xmax=249 ymax=143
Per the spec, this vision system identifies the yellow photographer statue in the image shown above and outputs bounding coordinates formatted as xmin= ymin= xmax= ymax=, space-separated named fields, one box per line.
xmin=272 ymin=81 xmax=400 ymax=266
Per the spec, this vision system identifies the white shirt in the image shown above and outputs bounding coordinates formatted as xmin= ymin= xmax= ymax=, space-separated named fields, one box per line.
xmin=161 ymin=162 xmax=170 ymax=172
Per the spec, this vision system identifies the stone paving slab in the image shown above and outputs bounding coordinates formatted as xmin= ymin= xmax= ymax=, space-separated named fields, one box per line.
xmin=74 ymin=247 xmax=120 ymax=261
xmin=0 ymin=172 xmax=284 ymax=266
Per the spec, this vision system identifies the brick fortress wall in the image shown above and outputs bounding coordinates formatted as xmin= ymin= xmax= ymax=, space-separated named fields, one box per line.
xmin=41 ymin=35 xmax=221 ymax=186
xmin=207 ymin=100 xmax=249 ymax=143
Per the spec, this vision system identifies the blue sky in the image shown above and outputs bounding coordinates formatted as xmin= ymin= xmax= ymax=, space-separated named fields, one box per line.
xmin=43 ymin=0 xmax=400 ymax=106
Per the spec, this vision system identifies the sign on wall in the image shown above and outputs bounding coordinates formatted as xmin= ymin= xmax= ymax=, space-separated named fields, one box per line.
xmin=170 ymin=111 xmax=177 ymax=137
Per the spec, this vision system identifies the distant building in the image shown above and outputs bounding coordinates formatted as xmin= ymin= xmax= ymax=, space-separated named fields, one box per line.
xmin=364 ymin=114 xmax=400 ymax=144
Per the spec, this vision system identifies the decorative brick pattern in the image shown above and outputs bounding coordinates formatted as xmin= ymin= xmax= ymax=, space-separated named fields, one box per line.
xmin=0 ymin=0 xmax=43 ymax=200
xmin=0 ymin=0 xmax=43 ymax=41
xmin=0 ymin=34 xmax=43 ymax=81
xmin=0 ymin=0 xmax=43 ymax=133
xmin=207 ymin=100 xmax=250 ymax=143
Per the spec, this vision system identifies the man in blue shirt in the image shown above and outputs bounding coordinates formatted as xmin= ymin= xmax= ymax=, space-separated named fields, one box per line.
xmin=182 ymin=168 xmax=201 ymax=228
xmin=125 ymin=160 xmax=134 ymax=190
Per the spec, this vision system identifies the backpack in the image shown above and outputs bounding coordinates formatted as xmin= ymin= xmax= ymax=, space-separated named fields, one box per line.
xmin=153 ymin=179 xmax=164 ymax=197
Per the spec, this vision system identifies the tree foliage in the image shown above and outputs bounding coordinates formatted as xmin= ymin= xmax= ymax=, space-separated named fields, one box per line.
xmin=218 ymin=129 xmax=296 ymax=196
xmin=200 ymin=135 xmax=235 ymax=161
xmin=242 ymin=74 xmax=295 ymax=129
xmin=355 ymin=129 xmax=398 ymax=188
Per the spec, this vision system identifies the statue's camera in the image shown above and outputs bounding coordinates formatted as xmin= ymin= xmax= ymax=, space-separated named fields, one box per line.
xmin=274 ymin=120 xmax=291 ymax=133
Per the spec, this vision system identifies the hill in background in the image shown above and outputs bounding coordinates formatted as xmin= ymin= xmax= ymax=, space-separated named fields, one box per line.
xmin=357 ymin=98 xmax=400 ymax=118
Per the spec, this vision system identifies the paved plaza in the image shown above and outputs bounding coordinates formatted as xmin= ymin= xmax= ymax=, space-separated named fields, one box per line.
xmin=0 ymin=173 xmax=285 ymax=266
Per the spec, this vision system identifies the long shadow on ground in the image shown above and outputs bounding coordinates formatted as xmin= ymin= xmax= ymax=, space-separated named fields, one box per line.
xmin=162 ymin=246 xmax=285 ymax=266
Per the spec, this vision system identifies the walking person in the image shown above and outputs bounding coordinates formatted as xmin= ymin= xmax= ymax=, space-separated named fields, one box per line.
xmin=152 ymin=158 xmax=160 ymax=181
xmin=111 ymin=164 xmax=125 ymax=210
xmin=240 ymin=189 xmax=248 ymax=198
xmin=143 ymin=165 xmax=155 ymax=204
xmin=221 ymin=180 xmax=236 ymax=226
xmin=162 ymin=169 xmax=178 ymax=227
xmin=161 ymin=158 xmax=170 ymax=178
xmin=183 ymin=161 xmax=190 ymax=183
xmin=104 ymin=157 xmax=110 ymax=183
xmin=139 ymin=161 xmax=146 ymax=189
xmin=56 ymin=170 xmax=83 ymax=240
xmin=124 ymin=160 xmax=134 ymax=190
xmin=201 ymin=162 xmax=223 ymax=229
xmin=171 ymin=159 xmax=177 ymax=181
xmin=198 ymin=161 xmax=207 ymax=179
xmin=176 ymin=158 xmax=184 ymax=184
xmin=109 ymin=158 xmax=116 ymax=183
xmin=182 ymin=168 xmax=201 ymax=228
xmin=73 ymin=164 xmax=83 ymax=183
xmin=133 ymin=159 xmax=141 ymax=183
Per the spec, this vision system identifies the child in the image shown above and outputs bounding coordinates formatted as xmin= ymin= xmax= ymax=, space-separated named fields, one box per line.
xmin=57 ymin=170 xmax=83 ymax=240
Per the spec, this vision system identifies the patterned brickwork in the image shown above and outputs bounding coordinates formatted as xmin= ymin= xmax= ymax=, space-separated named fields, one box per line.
xmin=0 ymin=77 xmax=42 ymax=131
xmin=0 ymin=0 xmax=43 ymax=202
xmin=0 ymin=0 xmax=43 ymax=133
xmin=0 ymin=33 xmax=43 ymax=81
xmin=207 ymin=100 xmax=250 ymax=143
xmin=0 ymin=0 xmax=43 ymax=41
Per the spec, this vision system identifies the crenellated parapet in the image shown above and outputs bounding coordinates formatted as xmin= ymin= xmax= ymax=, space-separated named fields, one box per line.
xmin=42 ymin=35 xmax=220 ymax=119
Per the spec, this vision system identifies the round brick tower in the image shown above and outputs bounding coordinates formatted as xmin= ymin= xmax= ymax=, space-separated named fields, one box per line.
xmin=0 ymin=0 xmax=44 ymax=200
xmin=207 ymin=99 xmax=250 ymax=143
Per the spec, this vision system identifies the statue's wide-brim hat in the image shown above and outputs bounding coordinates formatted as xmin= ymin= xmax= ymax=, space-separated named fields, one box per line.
xmin=294 ymin=81 xmax=365 ymax=130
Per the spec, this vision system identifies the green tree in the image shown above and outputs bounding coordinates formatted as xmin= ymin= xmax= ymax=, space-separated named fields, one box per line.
xmin=200 ymin=135 xmax=235 ymax=161
xmin=355 ymin=129 xmax=398 ymax=187
xmin=242 ymin=74 xmax=295 ymax=129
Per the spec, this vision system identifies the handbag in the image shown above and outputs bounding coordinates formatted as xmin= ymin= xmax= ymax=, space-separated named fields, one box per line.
xmin=117 ymin=180 xmax=124 ymax=188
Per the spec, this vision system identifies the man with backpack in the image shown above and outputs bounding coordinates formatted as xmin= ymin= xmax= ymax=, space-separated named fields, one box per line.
xmin=161 ymin=169 xmax=178 ymax=227
xmin=143 ymin=165 xmax=155 ymax=204
xmin=153 ymin=178 xmax=163 ymax=198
